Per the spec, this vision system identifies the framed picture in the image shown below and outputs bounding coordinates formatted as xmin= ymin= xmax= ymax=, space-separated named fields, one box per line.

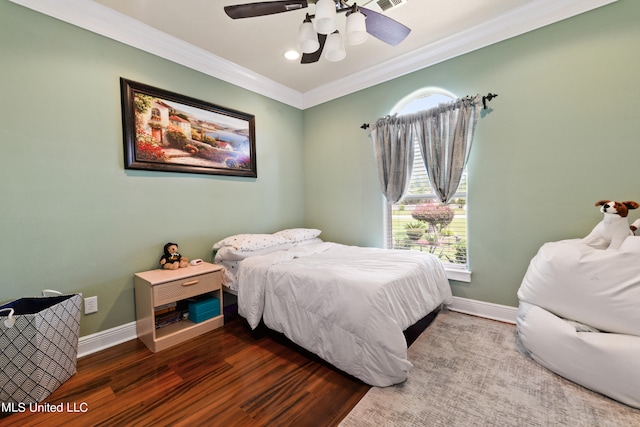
xmin=120 ymin=78 xmax=257 ymax=177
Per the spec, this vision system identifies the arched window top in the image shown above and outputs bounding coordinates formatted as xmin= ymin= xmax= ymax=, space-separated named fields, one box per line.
xmin=391 ymin=87 xmax=457 ymax=115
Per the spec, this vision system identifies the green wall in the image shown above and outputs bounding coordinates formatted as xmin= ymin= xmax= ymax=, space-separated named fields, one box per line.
xmin=303 ymin=0 xmax=640 ymax=307
xmin=1 ymin=0 xmax=638 ymax=338
xmin=0 ymin=0 xmax=305 ymax=336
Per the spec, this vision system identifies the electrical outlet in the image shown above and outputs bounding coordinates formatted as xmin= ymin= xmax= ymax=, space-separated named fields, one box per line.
xmin=84 ymin=296 xmax=98 ymax=314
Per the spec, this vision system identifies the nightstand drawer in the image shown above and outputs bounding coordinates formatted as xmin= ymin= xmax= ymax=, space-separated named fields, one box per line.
xmin=153 ymin=271 xmax=220 ymax=306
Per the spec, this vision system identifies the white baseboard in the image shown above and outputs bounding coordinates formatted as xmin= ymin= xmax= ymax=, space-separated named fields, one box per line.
xmin=77 ymin=321 xmax=137 ymax=358
xmin=76 ymin=297 xmax=517 ymax=358
xmin=449 ymin=296 xmax=517 ymax=324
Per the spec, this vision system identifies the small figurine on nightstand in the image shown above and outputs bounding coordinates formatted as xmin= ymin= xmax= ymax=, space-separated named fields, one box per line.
xmin=160 ymin=242 xmax=189 ymax=270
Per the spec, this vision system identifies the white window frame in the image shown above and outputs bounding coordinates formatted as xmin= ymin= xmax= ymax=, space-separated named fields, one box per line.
xmin=385 ymin=87 xmax=471 ymax=282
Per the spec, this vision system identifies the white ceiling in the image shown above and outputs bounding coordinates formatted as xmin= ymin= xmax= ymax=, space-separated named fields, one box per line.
xmin=11 ymin=0 xmax=617 ymax=108
xmin=93 ymin=0 xmax=532 ymax=93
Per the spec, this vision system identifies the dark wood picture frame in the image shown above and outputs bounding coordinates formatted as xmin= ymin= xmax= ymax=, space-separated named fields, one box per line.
xmin=120 ymin=78 xmax=257 ymax=177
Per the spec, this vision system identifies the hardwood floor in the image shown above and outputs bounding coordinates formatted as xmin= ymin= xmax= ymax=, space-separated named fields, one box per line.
xmin=0 ymin=314 xmax=370 ymax=426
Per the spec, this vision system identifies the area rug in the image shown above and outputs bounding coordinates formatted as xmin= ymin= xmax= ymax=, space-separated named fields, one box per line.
xmin=340 ymin=311 xmax=640 ymax=427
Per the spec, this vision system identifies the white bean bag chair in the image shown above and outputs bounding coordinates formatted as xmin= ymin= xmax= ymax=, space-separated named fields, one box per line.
xmin=517 ymin=237 xmax=640 ymax=409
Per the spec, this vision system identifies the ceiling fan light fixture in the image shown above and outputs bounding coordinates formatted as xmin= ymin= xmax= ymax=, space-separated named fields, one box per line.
xmin=314 ymin=0 xmax=338 ymax=35
xmin=298 ymin=20 xmax=320 ymax=53
xmin=324 ymin=31 xmax=346 ymax=62
xmin=345 ymin=10 xmax=367 ymax=45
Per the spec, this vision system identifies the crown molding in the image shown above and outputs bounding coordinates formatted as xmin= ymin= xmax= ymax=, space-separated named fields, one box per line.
xmin=10 ymin=0 xmax=617 ymax=110
xmin=301 ymin=0 xmax=618 ymax=108
xmin=9 ymin=0 xmax=304 ymax=108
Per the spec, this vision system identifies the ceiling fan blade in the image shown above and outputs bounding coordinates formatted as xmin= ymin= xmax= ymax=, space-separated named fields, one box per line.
xmin=301 ymin=33 xmax=327 ymax=64
xmin=359 ymin=6 xmax=411 ymax=46
xmin=224 ymin=0 xmax=308 ymax=19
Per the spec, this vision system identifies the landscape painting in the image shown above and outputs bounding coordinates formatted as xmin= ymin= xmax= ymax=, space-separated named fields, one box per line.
xmin=121 ymin=78 xmax=257 ymax=177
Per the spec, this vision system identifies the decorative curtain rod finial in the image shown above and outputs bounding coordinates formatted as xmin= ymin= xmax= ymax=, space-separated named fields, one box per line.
xmin=482 ymin=93 xmax=498 ymax=110
xmin=361 ymin=123 xmax=370 ymax=129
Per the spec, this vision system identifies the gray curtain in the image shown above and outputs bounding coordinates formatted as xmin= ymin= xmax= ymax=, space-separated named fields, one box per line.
xmin=370 ymin=115 xmax=415 ymax=204
xmin=412 ymin=95 xmax=482 ymax=203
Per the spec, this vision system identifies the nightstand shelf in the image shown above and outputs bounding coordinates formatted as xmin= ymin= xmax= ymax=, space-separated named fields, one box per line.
xmin=134 ymin=262 xmax=224 ymax=353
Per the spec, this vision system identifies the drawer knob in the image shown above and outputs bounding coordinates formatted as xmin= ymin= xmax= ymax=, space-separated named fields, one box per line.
xmin=182 ymin=280 xmax=199 ymax=286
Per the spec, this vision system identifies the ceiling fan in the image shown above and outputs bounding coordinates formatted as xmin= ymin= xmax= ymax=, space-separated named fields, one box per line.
xmin=224 ymin=0 xmax=411 ymax=64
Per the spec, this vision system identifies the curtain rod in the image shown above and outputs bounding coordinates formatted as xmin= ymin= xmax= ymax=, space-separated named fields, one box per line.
xmin=360 ymin=93 xmax=498 ymax=130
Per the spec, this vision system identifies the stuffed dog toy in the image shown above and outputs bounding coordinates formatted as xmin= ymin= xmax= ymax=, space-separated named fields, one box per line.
xmin=582 ymin=200 xmax=639 ymax=249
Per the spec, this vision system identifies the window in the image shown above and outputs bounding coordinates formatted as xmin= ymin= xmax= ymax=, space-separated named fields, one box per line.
xmin=150 ymin=107 xmax=161 ymax=121
xmin=385 ymin=88 xmax=470 ymax=280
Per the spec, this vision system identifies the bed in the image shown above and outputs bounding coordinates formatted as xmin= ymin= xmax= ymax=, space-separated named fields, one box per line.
xmin=213 ymin=229 xmax=453 ymax=387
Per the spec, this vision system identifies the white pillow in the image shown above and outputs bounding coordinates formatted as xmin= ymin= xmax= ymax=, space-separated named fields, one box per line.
xmin=214 ymin=243 xmax=293 ymax=261
xmin=293 ymin=237 xmax=323 ymax=247
xmin=212 ymin=233 xmax=288 ymax=251
xmin=273 ymin=228 xmax=322 ymax=243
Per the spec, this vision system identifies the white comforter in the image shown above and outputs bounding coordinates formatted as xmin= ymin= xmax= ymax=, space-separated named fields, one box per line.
xmin=237 ymin=242 xmax=452 ymax=386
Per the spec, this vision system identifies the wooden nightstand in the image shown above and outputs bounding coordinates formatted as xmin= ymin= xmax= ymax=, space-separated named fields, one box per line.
xmin=134 ymin=262 xmax=224 ymax=352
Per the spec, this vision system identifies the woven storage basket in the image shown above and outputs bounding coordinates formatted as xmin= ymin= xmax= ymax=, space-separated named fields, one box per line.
xmin=0 ymin=293 xmax=81 ymax=403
